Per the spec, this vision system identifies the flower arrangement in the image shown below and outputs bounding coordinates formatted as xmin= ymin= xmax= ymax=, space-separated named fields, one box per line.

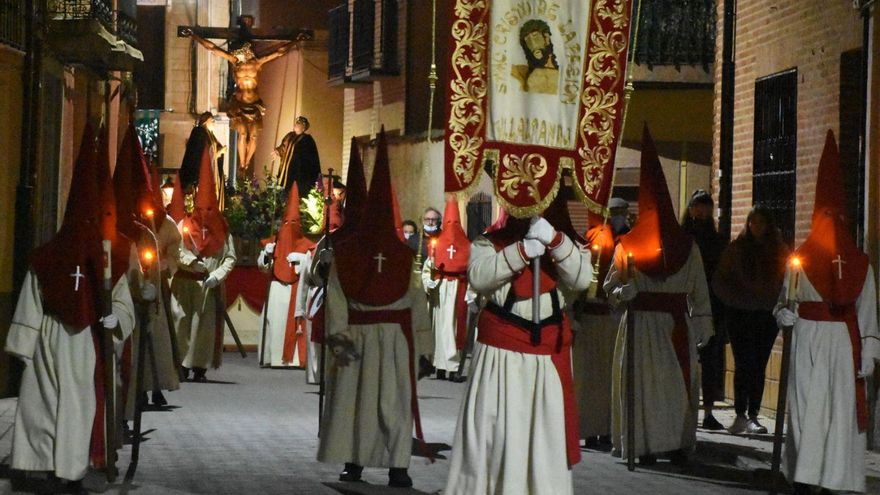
xmin=223 ymin=171 xmax=325 ymax=240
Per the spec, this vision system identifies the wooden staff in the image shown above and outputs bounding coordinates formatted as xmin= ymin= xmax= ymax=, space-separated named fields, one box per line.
xmin=318 ymin=168 xmax=335 ymax=437
xmin=100 ymin=239 xmax=119 ymax=482
xmin=770 ymin=256 xmax=800 ymax=495
xmin=626 ymin=251 xmax=636 ymax=472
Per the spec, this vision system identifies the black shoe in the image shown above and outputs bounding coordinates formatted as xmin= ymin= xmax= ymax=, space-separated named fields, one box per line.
xmin=192 ymin=368 xmax=207 ymax=383
xmin=418 ymin=356 xmax=435 ymax=380
xmin=388 ymin=468 xmax=413 ymax=488
xmin=597 ymin=435 xmax=613 ymax=451
xmin=448 ymin=371 xmax=467 ymax=383
xmin=638 ymin=454 xmax=657 ymax=466
xmin=151 ymin=390 xmax=168 ymax=406
xmin=701 ymin=414 xmax=725 ymax=431
xmin=180 ymin=366 xmax=190 ymax=381
xmin=339 ymin=463 xmax=363 ymax=482
xmin=436 ymin=370 xmax=447 ymax=380
xmin=584 ymin=436 xmax=600 ymax=449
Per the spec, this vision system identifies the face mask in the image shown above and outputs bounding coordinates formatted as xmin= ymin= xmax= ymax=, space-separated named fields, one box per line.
xmin=403 ymin=232 xmax=414 ymax=240
xmin=424 ymin=224 xmax=439 ymax=233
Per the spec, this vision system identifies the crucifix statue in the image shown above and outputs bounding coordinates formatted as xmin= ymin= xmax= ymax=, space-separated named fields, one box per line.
xmin=178 ymin=16 xmax=313 ymax=177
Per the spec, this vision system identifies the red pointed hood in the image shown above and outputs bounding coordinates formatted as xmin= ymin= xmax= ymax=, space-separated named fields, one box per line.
xmin=432 ymin=197 xmax=470 ymax=273
xmin=271 ymin=182 xmax=315 ymax=283
xmin=619 ymin=126 xmax=693 ymax=279
xmin=114 ymin=123 xmax=156 ymax=239
xmin=331 ymin=138 xmax=368 ymax=242
xmin=168 ymin=173 xmax=186 ymax=223
xmin=97 ymin=126 xmax=131 ymax=283
xmin=31 ymin=124 xmax=105 ymax=329
xmin=335 ymin=129 xmax=413 ymax=305
xmin=796 ymin=130 xmax=868 ymax=305
xmin=148 ymin=164 xmax=168 ymax=226
xmin=181 ymin=146 xmax=228 ymax=257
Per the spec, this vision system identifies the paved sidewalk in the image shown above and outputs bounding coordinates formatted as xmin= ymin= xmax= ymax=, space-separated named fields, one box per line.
xmin=0 ymin=356 xmax=876 ymax=494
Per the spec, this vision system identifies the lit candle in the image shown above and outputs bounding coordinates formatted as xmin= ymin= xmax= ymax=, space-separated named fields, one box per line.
xmin=626 ymin=252 xmax=635 ymax=282
xmin=145 ymin=208 xmax=154 ymax=219
xmin=787 ymin=256 xmax=801 ymax=303
xmin=430 ymin=238 xmax=438 ymax=263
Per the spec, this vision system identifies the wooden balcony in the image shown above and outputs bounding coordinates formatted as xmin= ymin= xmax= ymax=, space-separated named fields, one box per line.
xmin=46 ymin=0 xmax=142 ymax=71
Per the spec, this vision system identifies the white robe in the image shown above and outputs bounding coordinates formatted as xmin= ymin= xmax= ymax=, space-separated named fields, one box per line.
xmin=125 ymin=218 xmax=182 ymax=419
xmin=572 ymin=300 xmax=618 ymax=438
xmin=604 ymin=244 xmax=714 ymax=459
xmin=6 ymin=271 xmax=135 ymax=481
xmin=296 ymin=248 xmax=322 ymax=384
xmin=256 ymin=249 xmax=304 ymax=367
xmin=445 ymin=234 xmax=591 ymax=495
xmin=317 ymin=266 xmax=431 ymax=468
xmin=171 ymin=231 xmax=237 ymax=369
xmin=777 ymin=266 xmax=880 ymax=493
xmin=421 ymin=258 xmax=465 ymax=373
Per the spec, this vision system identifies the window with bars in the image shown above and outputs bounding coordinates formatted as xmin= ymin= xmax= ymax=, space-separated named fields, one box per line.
xmin=752 ymin=69 xmax=797 ymax=246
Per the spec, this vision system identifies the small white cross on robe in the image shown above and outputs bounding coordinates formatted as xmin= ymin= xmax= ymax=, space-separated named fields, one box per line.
xmin=374 ymin=252 xmax=386 ymax=273
xmin=447 ymin=245 xmax=456 ymax=259
xmin=70 ymin=266 xmax=85 ymax=292
xmin=833 ymin=255 xmax=846 ymax=280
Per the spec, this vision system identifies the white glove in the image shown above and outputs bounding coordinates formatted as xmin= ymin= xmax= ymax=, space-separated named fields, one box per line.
xmin=612 ymin=283 xmax=637 ymax=302
xmin=425 ymin=278 xmax=440 ymax=290
xmin=522 ymin=238 xmax=546 ymax=259
xmin=101 ymin=314 xmax=119 ymax=329
xmin=526 ymin=216 xmax=557 ymax=245
xmin=287 ymin=252 xmax=307 ymax=273
xmin=204 ymin=274 xmax=220 ymax=289
xmin=191 ymin=260 xmax=208 ymax=273
xmin=859 ymin=355 xmax=875 ymax=378
xmin=141 ymin=282 xmax=157 ymax=302
xmin=265 ymin=242 xmax=276 ymax=255
xmin=775 ymin=307 xmax=798 ymax=328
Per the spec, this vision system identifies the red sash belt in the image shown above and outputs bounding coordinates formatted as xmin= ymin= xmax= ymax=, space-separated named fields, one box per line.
xmin=347 ymin=308 xmax=426 ymax=450
xmin=477 ymin=308 xmax=581 ymax=467
xmin=434 ymin=270 xmax=470 ymax=350
xmin=797 ymin=301 xmax=868 ymax=432
xmin=631 ymin=292 xmax=691 ymax=397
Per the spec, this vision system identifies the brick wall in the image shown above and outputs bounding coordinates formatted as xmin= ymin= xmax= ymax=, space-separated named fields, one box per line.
xmin=712 ymin=0 xmax=865 ymax=418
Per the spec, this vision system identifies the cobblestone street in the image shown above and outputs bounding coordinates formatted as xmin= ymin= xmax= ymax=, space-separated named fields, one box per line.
xmin=0 ymin=354 xmax=877 ymax=494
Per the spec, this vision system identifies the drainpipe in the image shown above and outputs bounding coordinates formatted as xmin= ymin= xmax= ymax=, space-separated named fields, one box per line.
xmin=718 ymin=0 xmax=736 ymax=240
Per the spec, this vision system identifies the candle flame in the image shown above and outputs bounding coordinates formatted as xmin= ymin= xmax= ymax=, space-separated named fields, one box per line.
xmin=791 ymin=256 xmax=801 ymax=268
xmin=145 ymin=208 xmax=154 ymax=218
xmin=431 ymin=239 xmax=438 ymax=246
xmin=592 ymin=243 xmax=599 ymax=251
xmin=183 ymin=226 xmax=190 ymax=233
xmin=143 ymin=250 xmax=154 ymax=262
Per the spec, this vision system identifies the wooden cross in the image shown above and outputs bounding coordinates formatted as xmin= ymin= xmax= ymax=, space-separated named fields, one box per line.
xmin=70 ymin=265 xmax=85 ymax=292
xmin=176 ymin=17 xmax=313 ymax=46
xmin=447 ymin=245 xmax=456 ymax=259
xmin=374 ymin=252 xmax=386 ymax=273
xmin=833 ymin=255 xmax=846 ymax=280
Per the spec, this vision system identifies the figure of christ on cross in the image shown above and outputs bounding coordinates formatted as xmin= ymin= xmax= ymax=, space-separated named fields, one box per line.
xmin=182 ymin=28 xmax=301 ymax=175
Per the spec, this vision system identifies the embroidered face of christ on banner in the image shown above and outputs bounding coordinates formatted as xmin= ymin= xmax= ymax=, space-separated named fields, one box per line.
xmin=488 ymin=1 xmax=589 ymax=150
xmin=444 ymin=0 xmax=631 ymax=218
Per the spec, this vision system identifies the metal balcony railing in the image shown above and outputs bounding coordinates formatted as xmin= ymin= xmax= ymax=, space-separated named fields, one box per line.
xmin=0 ymin=0 xmax=26 ymax=50
xmin=48 ymin=0 xmax=137 ymax=47
xmin=632 ymin=0 xmax=715 ymax=72
xmin=116 ymin=9 xmax=136 ymax=46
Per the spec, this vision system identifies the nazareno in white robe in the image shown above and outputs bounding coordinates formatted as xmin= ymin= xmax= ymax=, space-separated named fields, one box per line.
xmin=256 ymin=247 xmax=305 ymax=367
xmin=572 ymin=298 xmax=618 ymax=438
xmin=421 ymin=258 xmax=466 ymax=373
xmin=295 ymin=247 xmax=322 ymax=384
xmin=171 ymin=230 xmax=237 ymax=370
xmin=604 ymin=243 xmax=714 ymax=459
xmin=125 ymin=217 xmax=182 ymax=419
xmin=444 ymin=234 xmax=591 ymax=495
xmin=776 ymin=266 xmax=880 ymax=493
xmin=317 ymin=265 xmax=431 ymax=468
xmin=6 ymin=271 xmax=135 ymax=481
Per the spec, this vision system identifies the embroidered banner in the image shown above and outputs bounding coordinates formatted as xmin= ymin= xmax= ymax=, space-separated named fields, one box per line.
xmin=445 ymin=0 xmax=632 ymax=217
